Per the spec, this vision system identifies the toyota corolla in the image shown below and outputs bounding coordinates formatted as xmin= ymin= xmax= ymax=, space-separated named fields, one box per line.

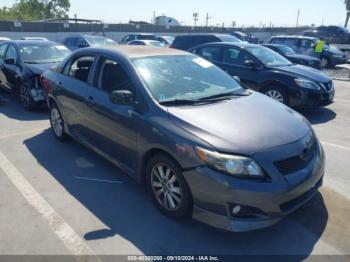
xmin=42 ymin=46 xmax=325 ymax=231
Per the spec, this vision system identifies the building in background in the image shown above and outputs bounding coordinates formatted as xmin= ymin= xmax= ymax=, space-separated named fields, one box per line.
xmin=155 ymin=16 xmax=180 ymax=27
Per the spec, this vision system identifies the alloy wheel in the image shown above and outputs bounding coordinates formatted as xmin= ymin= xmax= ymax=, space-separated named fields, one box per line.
xmin=151 ymin=164 xmax=183 ymax=211
xmin=50 ymin=107 xmax=63 ymax=137
xmin=265 ymin=90 xmax=284 ymax=103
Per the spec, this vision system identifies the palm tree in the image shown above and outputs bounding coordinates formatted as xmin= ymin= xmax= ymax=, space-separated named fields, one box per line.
xmin=345 ymin=0 xmax=350 ymax=27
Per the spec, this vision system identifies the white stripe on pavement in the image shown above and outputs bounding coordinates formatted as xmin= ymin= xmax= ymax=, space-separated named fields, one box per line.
xmin=75 ymin=176 xmax=124 ymax=184
xmin=322 ymin=141 xmax=350 ymax=152
xmin=0 ymin=150 xmax=101 ymax=262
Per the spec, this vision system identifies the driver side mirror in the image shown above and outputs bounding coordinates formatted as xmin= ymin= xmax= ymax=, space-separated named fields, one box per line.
xmin=110 ymin=90 xmax=134 ymax=105
xmin=244 ymin=60 xmax=259 ymax=69
xmin=233 ymin=76 xmax=241 ymax=83
xmin=4 ymin=58 xmax=15 ymax=65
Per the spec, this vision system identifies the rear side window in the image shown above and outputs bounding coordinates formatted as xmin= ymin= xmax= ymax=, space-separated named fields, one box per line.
xmin=97 ymin=58 xmax=134 ymax=93
xmin=0 ymin=43 xmax=8 ymax=59
xmin=196 ymin=46 xmax=222 ymax=62
xmin=66 ymin=56 xmax=95 ymax=83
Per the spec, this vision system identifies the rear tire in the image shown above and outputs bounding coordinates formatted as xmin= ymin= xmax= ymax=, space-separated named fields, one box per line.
xmin=49 ymin=103 xmax=69 ymax=142
xmin=263 ymin=86 xmax=288 ymax=105
xmin=146 ymin=154 xmax=193 ymax=220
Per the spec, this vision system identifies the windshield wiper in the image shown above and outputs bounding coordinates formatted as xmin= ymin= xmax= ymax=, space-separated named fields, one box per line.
xmin=198 ymin=90 xmax=249 ymax=101
xmin=159 ymin=99 xmax=199 ymax=106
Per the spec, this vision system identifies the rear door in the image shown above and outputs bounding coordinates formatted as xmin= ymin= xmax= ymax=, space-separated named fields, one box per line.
xmin=55 ymin=54 xmax=97 ymax=138
xmin=84 ymin=56 xmax=139 ymax=172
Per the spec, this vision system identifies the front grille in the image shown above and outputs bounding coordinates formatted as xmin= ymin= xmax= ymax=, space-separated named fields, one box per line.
xmin=274 ymin=142 xmax=316 ymax=175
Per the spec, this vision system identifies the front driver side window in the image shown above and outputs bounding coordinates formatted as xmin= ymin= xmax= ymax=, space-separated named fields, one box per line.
xmin=5 ymin=45 xmax=17 ymax=62
xmin=98 ymin=58 xmax=133 ymax=93
xmin=67 ymin=56 xmax=95 ymax=83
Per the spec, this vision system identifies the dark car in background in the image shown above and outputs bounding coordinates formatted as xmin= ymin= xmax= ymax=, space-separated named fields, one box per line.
xmin=263 ymin=44 xmax=321 ymax=69
xmin=190 ymin=42 xmax=334 ymax=107
xmin=303 ymin=26 xmax=350 ymax=44
xmin=42 ymin=46 xmax=325 ymax=232
xmin=120 ymin=34 xmax=157 ymax=44
xmin=170 ymin=34 xmax=241 ymax=50
xmin=269 ymin=35 xmax=347 ymax=68
xmin=231 ymin=31 xmax=259 ymax=44
xmin=63 ymin=35 xmax=118 ymax=51
xmin=0 ymin=40 xmax=71 ymax=109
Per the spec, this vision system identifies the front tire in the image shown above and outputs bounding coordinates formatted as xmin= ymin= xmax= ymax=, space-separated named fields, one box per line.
xmin=50 ymin=103 xmax=69 ymax=142
xmin=20 ymin=84 xmax=35 ymax=111
xmin=263 ymin=86 xmax=288 ymax=105
xmin=146 ymin=154 xmax=193 ymax=220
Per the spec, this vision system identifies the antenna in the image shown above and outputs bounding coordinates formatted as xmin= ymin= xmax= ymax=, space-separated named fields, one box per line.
xmin=296 ymin=9 xmax=301 ymax=27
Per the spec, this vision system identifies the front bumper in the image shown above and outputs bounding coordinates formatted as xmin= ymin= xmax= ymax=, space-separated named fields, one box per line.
xmin=182 ymin=138 xmax=325 ymax=232
xmin=289 ymin=88 xmax=334 ymax=108
xmin=330 ymin=56 xmax=347 ymax=66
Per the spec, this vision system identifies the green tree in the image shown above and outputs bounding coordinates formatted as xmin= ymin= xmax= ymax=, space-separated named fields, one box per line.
xmin=0 ymin=0 xmax=70 ymax=21
xmin=345 ymin=0 xmax=350 ymax=27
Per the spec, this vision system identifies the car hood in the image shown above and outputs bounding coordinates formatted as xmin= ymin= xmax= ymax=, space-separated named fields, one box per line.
xmin=167 ymin=92 xmax=310 ymax=155
xmin=272 ymin=64 xmax=330 ymax=82
xmin=25 ymin=62 xmax=59 ymax=75
xmin=287 ymin=54 xmax=320 ymax=62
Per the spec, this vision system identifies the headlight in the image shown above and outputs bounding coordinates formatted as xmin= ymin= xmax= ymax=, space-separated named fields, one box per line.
xmin=294 ymin=79 xmax=321 ymax=90
xmin=196 ymin=147 xmax=265 ymax=178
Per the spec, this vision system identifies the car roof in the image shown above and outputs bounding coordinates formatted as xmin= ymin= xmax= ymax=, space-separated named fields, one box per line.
xmin=132 ymin=40 xmax=160 ymax=43
xmin=175 ymin=34 xmax=232 ymax=38
xmin=271 ymin=35 xmax=318 ymax=41
xmin=87 ymin=45 xmax=189 ymax=59
xmin=4 ymin=40 xmax=59 ymax=46
xmin=194 ymin=41 xmax=258 ymax=49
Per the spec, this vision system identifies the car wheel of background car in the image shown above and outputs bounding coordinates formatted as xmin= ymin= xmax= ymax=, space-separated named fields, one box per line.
xmin=50 ymin=103 xmax=69 ymax=142
xmin=19 ymin=84 xmax=35 ymax=111
xmin=320 ymin=57 xmax=331 ymax=69
xmin=263 ymin=86 xmax=288 ymax=105
xmin=146 ymin=154 xmax=193 ymax=220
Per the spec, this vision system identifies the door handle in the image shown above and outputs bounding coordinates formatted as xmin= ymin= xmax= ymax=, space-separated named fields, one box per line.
xmin=56 ymin=81 xmax=63 ymax=89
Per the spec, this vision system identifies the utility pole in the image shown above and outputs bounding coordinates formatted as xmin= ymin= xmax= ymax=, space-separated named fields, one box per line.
xmin=205 ymin=12 xmax=211 ymax=27
xmin=296 ymin=9 xmax=301 ymax=27
xmin=193 ymin=13 xmax=199 ymax=27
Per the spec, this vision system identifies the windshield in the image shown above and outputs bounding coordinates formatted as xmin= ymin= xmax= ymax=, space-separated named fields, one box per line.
xmin=19 ymin=44 xmax=71 ymax=64
xmin=217 ymin=35 xmax=242 ymax=42
xmin=85 ymin=36 xmax=117 ymax=46
xmin=133 ymin=55 xmax=243 ymax=103
xmin=248 ymin=46 xmax=292 ymax=66
xmin=277 ymin=45 xmax=295 ymax=55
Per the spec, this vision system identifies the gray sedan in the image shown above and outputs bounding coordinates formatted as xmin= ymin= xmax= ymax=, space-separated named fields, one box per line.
xmin=42 ymin=46 xmax=325 ymax=232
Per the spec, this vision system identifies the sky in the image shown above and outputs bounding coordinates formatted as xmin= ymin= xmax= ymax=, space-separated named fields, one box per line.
xmin=1 ymin=0 xmax=347 ymax=27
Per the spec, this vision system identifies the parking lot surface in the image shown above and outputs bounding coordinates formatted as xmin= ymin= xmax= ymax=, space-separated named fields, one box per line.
xmin=0 ymin=80 xmax=350 ymax=260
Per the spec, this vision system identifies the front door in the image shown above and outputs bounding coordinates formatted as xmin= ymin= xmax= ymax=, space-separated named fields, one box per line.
xmin=2 ymin=44 xmax=20 ymax=93
xmin=84 ymin=56 xmax=138 ymax=172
